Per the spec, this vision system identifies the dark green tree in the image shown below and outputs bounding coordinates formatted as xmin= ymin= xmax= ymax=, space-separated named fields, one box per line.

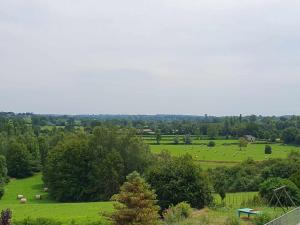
xmin=43 ymin=127 xmax=152 ymax=202
xmin=259 ymin=178 xmax=300 ymax=206
xmin=265 ymin=145 xmax=272 ymax=154
xmin=6 ymin=140 xmax=33 ymax=178
xmin=0 ymin=156 xmax=7 ymax=199
xmin=290 ymin=172 xmax=300 ymax=189
xmin=282 ymin=128 xmax=299 ymax=144
xmin=146 ymin=154 xmax=212 ymax=209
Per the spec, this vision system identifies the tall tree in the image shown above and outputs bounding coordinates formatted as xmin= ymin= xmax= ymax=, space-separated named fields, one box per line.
xmin=155 ymin=130 xmax=161 ymax=145
xmin=108 ymin=171 xmax=159 ymax=225
xmin=6 ymin=140 xmax=33 ymax=178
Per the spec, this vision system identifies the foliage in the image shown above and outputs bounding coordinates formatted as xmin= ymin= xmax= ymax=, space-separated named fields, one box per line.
xmin=43 ymin=127 xmax=152 ymax=202
xmin=155 ymin=130 xmax=162 ymax=145
xmin=210 ymin=168 xmax=226 ymax=201
xmin=261 ymin=158 xmax=299 ymax=180
xmin=290 ymin=171 xmax=300 ymax=189
xmin=252 ymin=213 xmax=272 ymax=225
xmin=184 ymin=134 xmax=192 ymax=145
xmin=282 ymin=127 xmax=299 ymax=144
xmin=209 ymin=159 xmax=263 ymax=193
xmin=238 ymin=138 xmax=248 ymax=150
xmin=264 ymin=145 xmax=272 ymax=154
xmin=146 ymin=154 xmax=212 ymax=209
xmin=259 ymin=177 xmax=300 ymax=206
xmin=163 ymin=202 xmax=193 ymax=224
xmin=207 ymin=141 xmax=215 ymax=147
xmin=0 ymin=209 xmax=12 ymax=225
xmin=6 ymin=140 xmax=33 ymax=178
xmin=173 ymin=135 xmax=179 ymax=145
xmin=44 ymin=128 xmax=151 ymax=201
xmin=108 ymin=171 xmax=159 ymax=225
xmin=207 ymin=126 xmax=219 ymax=139
xmin=0 ymin=156 xmax=7 ymax=199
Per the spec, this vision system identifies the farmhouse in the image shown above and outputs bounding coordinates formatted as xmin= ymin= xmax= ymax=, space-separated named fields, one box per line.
xmin=244 ymin=135 xmax=256 ymax=142
xmin=142 ymin=128 xmax=155 ymax=135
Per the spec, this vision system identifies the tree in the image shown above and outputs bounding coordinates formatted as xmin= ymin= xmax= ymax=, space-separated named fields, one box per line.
xmin=210 ymin=167 xmax=227 ymax=201
xmin=259 ymin=177 xmax=300 ymax=206
xmin=290 ymin=172 xmax=300 ymax=189
xmin=207 ymin=126 xmax=218 ymax=139
xmin=239 ymin=137 xmax=248 ymax=150
xmin=38 ymin=136 xmax=49 ymax=167
xmin=108 ymin=171 xmax=159 ymax=225
xmin=282 ymin=128 xmax=299 ymax=144
xmin=6 ymin=140 xmax=33 ymax=178
xmin=265 ymin=145 xmax=272 ymax=154
xmin=0 ymin=156 xmax=7 ymax=199
xmin=295 ymin=134 xmax=300 ymax=145
xmin=43 ymin=127 xmax=152 ymax=202
xmin=173 ymin=135 xmax=179 ymax=145
xmin=155 ymin=130 xmax=161 ymax=145
xmin=207 ymin=141 xmax=216 ymax=147
xmin=146 ymin=154 xmax=212 ymax=209
xmin=183 ymin=134 xmax=192 ymax=145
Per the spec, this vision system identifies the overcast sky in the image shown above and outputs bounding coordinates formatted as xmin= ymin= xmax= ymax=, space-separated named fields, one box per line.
xmin=1 ymin=0 xmax=300 ymax=116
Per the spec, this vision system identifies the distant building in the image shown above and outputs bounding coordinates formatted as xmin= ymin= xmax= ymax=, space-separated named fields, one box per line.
xmin=244 ymin=135 xmax=256 ymax=142
xmin=142 ymin=128 xmax=155 ymax=135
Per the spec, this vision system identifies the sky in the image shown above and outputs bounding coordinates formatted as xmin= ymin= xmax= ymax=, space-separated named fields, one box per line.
xmin=1 ymin=0 xmax=300 ymax=116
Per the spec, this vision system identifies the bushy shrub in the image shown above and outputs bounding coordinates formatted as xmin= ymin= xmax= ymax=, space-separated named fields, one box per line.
xmin=252 ymin=213 xmax=272 ymax=225
xmin=163 ymin=202 xmax=193 ymax=224
xmin=290 ymin=171 xmax=300 ymax=189
xmin=259 ymin=177 xmax=300 ymax=206
xmin=207 ymin=141 xmax=215 ymax=147
xmin=264 ymin=145 xmax=272 ymax=154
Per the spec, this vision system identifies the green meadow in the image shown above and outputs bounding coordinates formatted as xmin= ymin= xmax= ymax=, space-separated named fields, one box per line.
xmin=0 ymin=174 xmax=284 ymax=225
xmin=0 ymin=174 xmax=113 ymax=224
xmin=146 ymin=137 xmax=300 ymax=169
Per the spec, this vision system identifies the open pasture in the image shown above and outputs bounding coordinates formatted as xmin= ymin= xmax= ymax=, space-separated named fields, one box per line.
xmin=0 ymin=174 xmax=283 ymax=225
xmin=148 ymin=138 xmax=300 ymax=168
xmin=0 ymin=174 xmax=113 ymax=223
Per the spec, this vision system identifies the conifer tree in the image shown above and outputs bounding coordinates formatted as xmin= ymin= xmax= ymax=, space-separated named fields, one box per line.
xmin=109 ymin=171 xmax=159 ymax=225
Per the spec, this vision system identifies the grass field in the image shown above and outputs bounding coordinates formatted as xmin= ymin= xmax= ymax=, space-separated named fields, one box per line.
xmin=147 ymin=138 xmax=300 ymax=168
xmin=0 ymin=174 xmax=113 ymax=223
xmin=0 ymin=174 xmax=284 ymax=225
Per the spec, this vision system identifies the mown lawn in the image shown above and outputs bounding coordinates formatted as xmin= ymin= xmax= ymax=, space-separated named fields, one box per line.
xmin=0 ymin=174 xmax=113 ymax=224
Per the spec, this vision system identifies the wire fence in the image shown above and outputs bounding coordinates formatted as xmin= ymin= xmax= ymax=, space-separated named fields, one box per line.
xmin=265 ymin=207 xmax=300 ymax=225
